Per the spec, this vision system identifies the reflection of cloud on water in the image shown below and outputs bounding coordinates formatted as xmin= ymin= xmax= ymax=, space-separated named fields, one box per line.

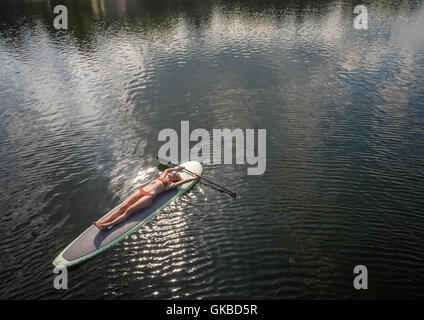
xmin=319 ymin=2 xmax=344 ymax=43
xmin=2 ymin=0 xmax=423 ymax=186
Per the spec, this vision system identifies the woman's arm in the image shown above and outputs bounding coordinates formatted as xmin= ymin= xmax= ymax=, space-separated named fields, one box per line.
xmin=159 ymin=168 xmax=171 ymax=179
xmin=166 ymin=175 xmax=199 ymax=190
xmin=159 ymin=166 xmax=185 ymax=179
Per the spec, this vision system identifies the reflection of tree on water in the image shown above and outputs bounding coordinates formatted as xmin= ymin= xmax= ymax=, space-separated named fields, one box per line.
xmin=1 ymin=0 xmax=215 ymax=41
xmin=1 ymin=0 xmax=422 ymax=46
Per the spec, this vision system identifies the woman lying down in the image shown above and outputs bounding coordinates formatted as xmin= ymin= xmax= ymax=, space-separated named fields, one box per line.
xmin=93 ymin=166 xmax=199 ymax=231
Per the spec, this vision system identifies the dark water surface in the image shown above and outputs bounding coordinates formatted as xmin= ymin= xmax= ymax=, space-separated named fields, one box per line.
xmin=1 ymin=0 xmax=424 ymax=299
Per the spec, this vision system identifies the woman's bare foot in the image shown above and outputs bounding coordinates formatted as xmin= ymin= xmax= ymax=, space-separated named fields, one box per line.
xmin=93 ymin=221 xmax=109 ymax=231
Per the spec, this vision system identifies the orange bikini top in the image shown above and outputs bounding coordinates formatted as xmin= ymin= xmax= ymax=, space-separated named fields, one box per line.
xmin=156 ymin=177 xmax=172 ymax=186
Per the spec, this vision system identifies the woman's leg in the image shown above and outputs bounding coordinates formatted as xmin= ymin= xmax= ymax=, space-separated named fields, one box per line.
xmin=96 ymin=191 xmax=141 ymax=224
xmin=95 ymin=195 xmax=154 ymax=230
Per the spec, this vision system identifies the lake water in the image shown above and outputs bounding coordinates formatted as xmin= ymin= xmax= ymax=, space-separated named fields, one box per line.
xmin=1 ymin=0 xmax=424 ymax=299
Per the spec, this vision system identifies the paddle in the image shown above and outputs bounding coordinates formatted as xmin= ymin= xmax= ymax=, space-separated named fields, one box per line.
xmin=156 ymin=157 xmax=237 ymax=198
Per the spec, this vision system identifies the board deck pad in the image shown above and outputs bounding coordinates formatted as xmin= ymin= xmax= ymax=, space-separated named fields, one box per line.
xmin=62 ymin=189 xmax=178 ymax=262
xmin=53 ymin=161 xmax=202 ymax=267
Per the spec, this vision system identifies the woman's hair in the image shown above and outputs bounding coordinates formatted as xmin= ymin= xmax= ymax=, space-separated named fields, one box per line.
xmin=169 ymin=171 xmax=181 ymax=181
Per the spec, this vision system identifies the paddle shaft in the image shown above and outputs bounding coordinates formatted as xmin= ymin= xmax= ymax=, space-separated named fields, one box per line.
xmin=159 ymin=158 xmax=236 ymax=197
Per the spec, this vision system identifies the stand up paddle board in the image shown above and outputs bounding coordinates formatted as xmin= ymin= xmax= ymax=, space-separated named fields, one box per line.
xmin=52 ymin=161 xmax=202 ymax=267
